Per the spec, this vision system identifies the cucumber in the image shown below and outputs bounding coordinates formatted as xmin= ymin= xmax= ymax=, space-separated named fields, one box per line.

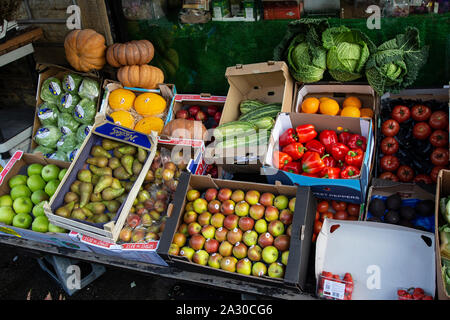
xmin=248 ymin=116 xmax=275 ymax=130
xmin=215 ymin=131 xmax=271 ymax=149
xmin=238 ymin=104 xmax=282 ymax=122
xmin=239 ymin=100 xmax=265 ymax=114
xmin=213 ymin=121 xmax=257 ymax=140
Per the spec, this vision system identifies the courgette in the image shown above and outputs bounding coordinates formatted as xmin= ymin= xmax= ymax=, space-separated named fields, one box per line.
xmin=213 ymin=121 xmax=258 ymax=140
xmin=238 ymin=103 xmax=282 ymax=122
xmin=239 ymin=100 xmax=265 ymax=114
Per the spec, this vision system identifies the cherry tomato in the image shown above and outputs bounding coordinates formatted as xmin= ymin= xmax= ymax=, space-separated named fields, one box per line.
xmin=315 ymin=211 xmax=320 ymax=221
xmin=334 ymin=210 xmax=348 ymax=220
xmin=429 ymin=111 xmax=449 ymax=130
xmin=430 ymin=147 xmax=449 ymax=166
xmin=411 ymin=105 xmax=432 ymax=122
xmin=381 ymin=119 xmax=400 ymax=137
xmin=431 ymin=166 xmax=446 ymax=183
xmin=380 ymin=155 xmax=400 ymax=172
xmin=380 ymin=136 xmax=399 ymax=155
xmin=331 ymin=200 xmax=347 ymax=212
xmin=379 ymin=171 xmax=399 ymax=181
xmin=413 ymin=174 xmax=433 ymax=184
xmin=413 ymin=122 xmax=432 ymax=140
xmin=317 ymin=200 xmax=329 ymax=213
xmin=391 ymin=105 xmax=411 ymax=123
xmin=314 ymin=220 xmax=323 ymax=234
xmin=320 ymin=211 xmax=334 ymax=221
xmin=347 ymin=204 xmax=360 ymax=217
xmin=397 ymin=165 xmax=415 ymax=182
xmin=429 ymin=130 xmax=449 ymax=148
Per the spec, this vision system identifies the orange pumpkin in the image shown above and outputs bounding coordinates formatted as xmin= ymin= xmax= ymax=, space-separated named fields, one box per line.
xmin=64 ymin=29 xmax=106 ymax=72
xmin=106 ymin=40 xmax=155 ymax=67
xmin=117 ymin=65 xmax=164 ymax=89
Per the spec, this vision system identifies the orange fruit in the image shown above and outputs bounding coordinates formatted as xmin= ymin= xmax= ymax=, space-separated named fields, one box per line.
xmin=319 ymin=98 xmax=340 ymax=116
xmin=109 ymin=88 xmax=135 ymax=111
xmin=134 ymin=93 xmax=167 ymax=117
xmin=343 ymin=96 xmax=362 ymax=109
xmin=360 ymin=108 xmax=374 ymax=118
xmin=301 ymin=97 xmax=320 ymax=114
xmin=134 ymin=116 xmax=164 ymax=135
xmin=319 ymin=97 xmax=330 ymax=103
xmin=341 ymin=107 xmax=361 ymax=118
xmin=110 ymin=110 xmax=135 ymax=128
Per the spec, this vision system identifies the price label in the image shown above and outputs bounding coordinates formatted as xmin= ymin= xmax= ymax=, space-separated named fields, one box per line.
xmin=323 ymin=279 xmax=346 ymax=300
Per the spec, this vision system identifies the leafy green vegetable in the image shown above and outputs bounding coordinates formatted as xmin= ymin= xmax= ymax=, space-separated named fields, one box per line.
xmin=365 ymin=27 xmax=429 ymax=96
xmin=442 ymin=258 xmax=450 ymax=296
xmin=76 ymin=124 xmax=92 ymax=144
xmin=322 ymin=26 xmax=376 ymax=82
xmin=73 ymin=98 xmax=96 ymax=125
xmin=58 ymin=113 xmax=80 ymax=136
xmin=63 ymin=73 xmax=83 ymax=93
xmin=40 ymin=77 xmax=62 ymax=104
xmin=48 ymin=150 xmax=68 ymax=162
xmin=78 ymin=78 xmax=100 ymax=101
xmin=32 ymin=145 xmax=55 ymax=157
xmin=58 ymin=92 xmax=80 ymax=114
xmin=34 ymin=125 xmax=62 ymax=148
xmin=56 ymin=133 xmax=78 ymax=153
xmin=67 ymin=144 xmax=82 ymax=162
xmin=37 ymin=102 xmax=59 ymax=126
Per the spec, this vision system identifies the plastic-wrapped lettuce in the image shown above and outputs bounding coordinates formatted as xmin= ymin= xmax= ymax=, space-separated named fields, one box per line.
xmin=56 ymin=134 xmax=78 ymax=153
xmin=34 ymin=125 xmax=62 ymax=148
xmin=76 ymin=124 xmax=92 ymax=144
xmin=67 ymin=144 xmax=82 ymax=162
xmin=63 ymin=73 xmax=83 ymax=93
xmin=40 ymin=77 xmax=62 ymax=104
xmin=58 ymin=92 xmax=80 ymax=114
xmin=58 ymin=112 xmax=80 ymax=136
xmin=78 ymin=77 xmax=100 ymax=101
xmin=48 ymin=150 xmax=68 ymax=162
xmin=32 ymin=145 xmax=55 ymax=158
xmin=73 ymin=98 xmax=96 ymax=124
xmin=37 ymin=102 xmax=59 ymax=126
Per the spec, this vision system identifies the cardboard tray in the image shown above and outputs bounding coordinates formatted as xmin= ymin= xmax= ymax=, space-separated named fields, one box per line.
xmin=157 ymin=172 xmax=317 ymax=291
xmin=43 ymin=120 xmax=157 ymax=243
xmin=32 ymin=63 xmax=103 ymax=151
xmin=262 ymin=112 xmax=375 ymax=204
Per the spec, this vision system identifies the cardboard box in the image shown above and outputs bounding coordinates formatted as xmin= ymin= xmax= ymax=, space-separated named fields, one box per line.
xmin=32 ymin=63 xmax=103 ymax=151
xmin=157 ymin=172 xmax=317 ymax=290
xmin=0 ymin=151 xmax=91 ymax=251
xmin=435 ymin=169 xmax=450 ymax=300
xmin=315 ymin=219 xmax=436 ymax=300
xmin=262 ymin=112 xmax=375 ymax=204
xmin=213 ymin=61 xmax=294 ymax=173
xmin=365 ymin=181 xmax=436 ymax=232
xmin=99 ymin=79 xmax=176 ymax=129
xmin=44 ymin=120 xmax=157 ymax=243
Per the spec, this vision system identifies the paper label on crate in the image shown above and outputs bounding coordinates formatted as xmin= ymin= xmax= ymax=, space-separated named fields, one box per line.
xmin=0 ymin=151 xmax=23 ymax=185
xmin=122 ymin=242 xmax=158 ymax=250
xmin=80 ymin=235 xmax=120 ymax=249
xmin=323 ymin=279 xmax=346 ymax=300
xmin=158 ymin=138 xmax=204 ymax=148
xmin=95 ymin=122 xmax=152 ymax=150
xmin=174 ymin=94 xmax=226 ymax=103
xmin=0 ymin=227 xmax=21 ymax=237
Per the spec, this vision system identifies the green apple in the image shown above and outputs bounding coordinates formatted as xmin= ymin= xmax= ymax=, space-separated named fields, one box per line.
xmin=49 ymin=223 xmax=67 ymax=233
xmin=10 ymin=185 xmax=31 ymax=200
xmin=13 ymin=197 xmax=33 ymax=214
xmin=27 ymin=163 xmax=44 ymax=177
xmin=0 ymin=206 xmax=15 ymax=225
xmin=0 ymin=195 xmax=13 ymax=207
xmin=32 ymin=201 xmax=46 ymax=217
xmin=58 ymin=168 xmax=68 ymax=181
xmin=32 ymin=215 xmax=49 ymax=233
xmin=27 ymin=175 xmax=46 ymax=193
xmin=8 ymin=175 xmax=27 ymax=189
xmin=12 ymin=213 xmax=32 ymax=229
xmin=41 ymin=164 xmax=60 ymax=182
xmin=31 ymin=190 xmax=49 ymax=205
xmin=44 ymin=179 xmax=60 ymax=197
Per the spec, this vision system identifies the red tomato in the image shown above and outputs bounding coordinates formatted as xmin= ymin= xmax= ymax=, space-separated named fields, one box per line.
xmin=413 ymin=122 xmax=432 ymax=140
xmin=347 ymin=204 xmax=360 ymax=217
xmin=413 ymin=174 xmax=433 ymax=184
xmin=320 ymin=211 xmax=334 ymax=221
xmin=430 ymin=147 xmax=449 ymax=166
xmin=317 ymin=200 xmax=329 ymax=213
xmin=397 ymin=165 xmax=415 ymax=182
xmin=380 ymin=136 xmax=399 ymax=155
xmin=331 ymin=200 xmax=347 ymax=212
xmin=379 ymin=171 xmax=399 ymax=181
xmin=314 ymin=220 xmax=323 ymax=234
xmin=431 ymin=166 xmax=446 ymax=183
xmin=334 ymin=210 xmax=348 ymax=220
xmin=380 ymin=155 xmax=400 ymax=172
xmin=391 ymin=105 xmax=410 ymax=123
xmin=411 ymin=105 xmax=432 ymax=122
xmin=429 ymin=111 xmax=449 ymax=130
xmin=381 ymin=119 xmax=400 ymax=137
xmin=429 ymin=130 xmax=449 ymax=147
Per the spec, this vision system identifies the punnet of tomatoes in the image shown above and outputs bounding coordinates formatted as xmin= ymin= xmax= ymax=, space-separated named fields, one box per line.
xmin=377 ymin=98 xmax=449 ymax=183
xmin=397 ymin=287 xmax=433 ymax=300
xmin=317 ymin=271 xmax=354 ymax=300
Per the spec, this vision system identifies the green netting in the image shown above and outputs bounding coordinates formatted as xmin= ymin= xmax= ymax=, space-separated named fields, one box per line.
xmin=127 ymin=13 xmax=449 ymax=95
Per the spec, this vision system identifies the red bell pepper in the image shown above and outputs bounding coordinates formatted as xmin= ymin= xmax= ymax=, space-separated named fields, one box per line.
xmin=330 ymin=143 xmax=350 ymax=161
xmin=347 ymin=134 xmax=367 ymax=151
xmin=345 ymin=148 xmax=364 ymax=169
xmin=319 ymin=130 xmax=338 ymax=153
xmin=296 ymin=124 xmax=317 ymax=143
xmin=322 ymin=154 xmax=337 ymax=168
xmin=301 ymin=151 xmax=325 ymax=174
xmin=273 ymin=151 xmax=293 ymax=169
xmin=320 ymin=167 xmax=341 ymax=179
xmin=302 ymin=172 xmax=319 ymax=178
xmin=305 ymin=139 xmax=325 ymax=156
xmin=282 ymin=161 xmax=302 ymax=174
xmin=282 ymin=142 xmax=306 ymax=161
xmin=279 ymin=128 xmax=298 ymax=147
xmin=340 ymin=166 xmax=360 ymax=179
xmin=338 ymin=130 xmax=353 ymax=146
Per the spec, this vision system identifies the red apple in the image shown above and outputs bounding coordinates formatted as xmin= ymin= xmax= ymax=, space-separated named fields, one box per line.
xmin=183 ymin=211 xmax=197 ymax=224
xmin=231 ymin=190 xmax=245 ymax=203
xmin=268 ymin=220 xmax=285 ymax=237
xmin=127 ymin=213 xmax=141 ymax=228
xmin=219 ymin=240 xmax=233 ymax=257
xmin=249 ymin=204 xmax=265 ymax=220
xmin=214 ymin=111 xmax=222 ymax=124
xmin=195 ymin=110 xmax=207 ymax=122
xmin=227 ymin=228 xmax=243 ymax=245
xmin=192 ymin=249 xmax=209 ymax=265
xmin=187 ymin=222 xmax=202 ymax=236
xmin=176 ymin=109 xmax=189 ymax=119
xmin=186 ymin=189 xmax=201 ymax=202
xmin=279 ymin=209 xmax=293 ymax=225
xmin=207 ymin=105 xmax=218 ymax=117
xmin=172 ymin=233 xmax=187 ymax=247
xmin=258 ymin=232 xmax=274 ymax=248
xmin=208 ymin=200 xmax=221 ymax=214
xmin=187 ymin=117 xmax=195 ymax=121
xmin=188 ymin=105 xmax=201 ymax=117
xmin=215 ymin=227 xmax=228 ymax=242
xmin=232 ymin=242 xmax=248 ymax=259
xmin=265 ymin=206 xmax=279 ymax=221
xmin=247 ymin=245 xmax=262 ymax=262
xmin=223 ymin=214 xmax=239 ymax=230
xmin=259 ymin=192 xmax=275 ymax=207
xmin=274 ymin=235 xmax=290 ymax=252
xmin=245 ymin=190 xmax=260 ymax=205
xmin=287 ymin=224 xmax=292 ymax=237
xmin=198 ymin=212 xmax=212 ymax=226
xmin=210 ymin=213 xmax=225 ymax=228
xmin=204 ymin=238 xmax=220 ymax=254
xmin=208 ymin=253 xmax=222 ymax=268
xmin=201 ymin=225 xmax=216 ymax=239
xmin=178 ymin=223 xmax=188 ymax=236
xmin=242 ymin=230 xmax=258 ymax=247
xmin=168 ymin=243 xmax=180 ymax=255
xmin=205 ymin=188 xmax=218 ymax=202
xmin=238 ymin=217 xmax=255 ymax=232
xmin=220 ymin=200 xmax=235 ymax=215
xmin=119 ymin=227 xmax=132 ymax=242
xmin=189 ymin=234 xmax=206 ymax=250
xmin=235 ymin=201 xmax=250 ymax=217
xmin=217 ymin=188 xmax=232 ymax=202
xmin=220 ymin=256 xmax=237 ymax=272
